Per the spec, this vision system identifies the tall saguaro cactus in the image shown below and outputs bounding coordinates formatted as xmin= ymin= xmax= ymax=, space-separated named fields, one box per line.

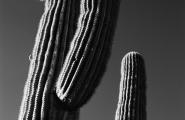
xmin=18 ymin=0 xmax=120 ymax=120
xmin=115 ymin=52 xmax=147 ymax=120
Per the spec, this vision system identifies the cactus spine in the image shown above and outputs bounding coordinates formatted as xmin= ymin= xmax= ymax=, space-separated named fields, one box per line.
xmin=115 ymin=52 xmax=146 ymax=120
xmin=18 ymin=0 xmax=120 ymax=120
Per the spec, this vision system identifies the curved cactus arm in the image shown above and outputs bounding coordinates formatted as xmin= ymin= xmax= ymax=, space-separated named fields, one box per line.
xmin=55 ymin=0 xmax=121 ymax=109
xmin=115 ymin=52 xmax=147 ymax=120
xmin=19 ymin=0 xmax=120 ymax=120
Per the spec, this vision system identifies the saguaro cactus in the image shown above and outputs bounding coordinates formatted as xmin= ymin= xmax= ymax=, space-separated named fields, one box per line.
xmin=115 ymin=52 xmax=146 ymax=120
xmin=18 ymin=0 xmax=120 ymax=120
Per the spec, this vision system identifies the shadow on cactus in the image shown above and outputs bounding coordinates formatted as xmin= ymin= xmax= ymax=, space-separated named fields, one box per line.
xmin=115 ymin=51 xmax=147 ymax=120
xmin=18 ymin=0 xmax=120 ymax=120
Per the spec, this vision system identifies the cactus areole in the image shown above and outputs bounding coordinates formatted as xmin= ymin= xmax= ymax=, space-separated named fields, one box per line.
xmin=19 ymin=0 xmax=120 ymax=120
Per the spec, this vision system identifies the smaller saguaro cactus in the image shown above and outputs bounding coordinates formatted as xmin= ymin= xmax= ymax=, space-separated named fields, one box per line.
xmin=115 ymin=51 xmax=146 ymax=120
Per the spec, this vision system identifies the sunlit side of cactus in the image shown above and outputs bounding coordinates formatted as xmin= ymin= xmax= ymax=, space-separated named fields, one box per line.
xmin=115 ymin=52 xmax=146 ymax=120
xmin=18 ymin=0 xmax=120 ymax=120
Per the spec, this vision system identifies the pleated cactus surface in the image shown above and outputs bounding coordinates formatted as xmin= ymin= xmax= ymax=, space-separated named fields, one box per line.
xmin=18 ymin=0 xmax=120 ymax=120
xmin=115 ymin=52 xmax=147 ymax=120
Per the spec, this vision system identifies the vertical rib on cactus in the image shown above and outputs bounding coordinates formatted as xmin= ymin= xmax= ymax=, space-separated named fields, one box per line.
xmin=115 ymin=52 xmax=146 ymax=120
xmin=19 ymin=0 xmax=120 ymax=120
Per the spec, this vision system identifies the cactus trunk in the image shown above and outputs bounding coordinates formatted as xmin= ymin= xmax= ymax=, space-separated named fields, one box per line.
xmin=115 ymin=52 xmax=147 ymax=120
xmin=18 ymin=0 xmax=120 ymax=120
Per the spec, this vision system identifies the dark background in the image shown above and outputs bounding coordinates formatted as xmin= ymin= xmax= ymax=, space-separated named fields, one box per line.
xmin=0 ymin=0 xmax=185 ymax=119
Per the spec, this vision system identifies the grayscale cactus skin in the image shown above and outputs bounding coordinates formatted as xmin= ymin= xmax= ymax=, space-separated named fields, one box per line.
xmin=115 ymin=52 xmax=146 ymax=120
xmin=18 ymin=0 xmax=120 ymax=120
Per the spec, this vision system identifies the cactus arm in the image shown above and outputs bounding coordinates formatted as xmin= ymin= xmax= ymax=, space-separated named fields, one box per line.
xmin=115 ymin=52 xmax=147 ymax=120
xmin=19 ymin=0 xmax=120 ymax=120
xmin=56 ymin=0 xmax=108 ymax=108
xmin=56 ymin=0 xmax=121 ymax=109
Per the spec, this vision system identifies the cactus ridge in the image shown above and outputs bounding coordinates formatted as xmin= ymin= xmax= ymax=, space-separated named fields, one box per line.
xmin=19 ymin=0 xmax=120 ymax=120
xmin=115 ymin=52 xmax=146 ymax=120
